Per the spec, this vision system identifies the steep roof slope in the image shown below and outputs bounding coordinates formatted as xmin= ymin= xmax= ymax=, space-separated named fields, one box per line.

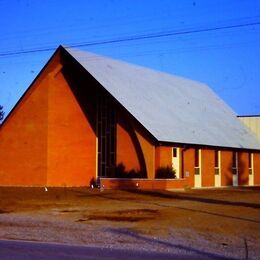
xmin=65 ymin=47 xmax=260 ymax=150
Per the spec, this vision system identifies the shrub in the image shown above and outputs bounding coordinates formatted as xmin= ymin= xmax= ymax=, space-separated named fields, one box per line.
xmin=155 ymin=166 xmax=176 ymax=179
xmin=115 ymin=163 xmax=144 ymax=178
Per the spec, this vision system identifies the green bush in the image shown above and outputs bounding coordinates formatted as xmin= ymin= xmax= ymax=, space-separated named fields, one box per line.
xmin=155 ymin=166 xmax=176 ymax=179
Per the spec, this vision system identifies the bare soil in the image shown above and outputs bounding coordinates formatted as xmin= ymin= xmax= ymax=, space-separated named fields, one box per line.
xmin=0 ymin=186 xmax=259 ymax=259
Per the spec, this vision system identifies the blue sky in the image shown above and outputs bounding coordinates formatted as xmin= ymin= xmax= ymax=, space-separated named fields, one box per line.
xmin=0 ymin=0 xmax=260 ymax=117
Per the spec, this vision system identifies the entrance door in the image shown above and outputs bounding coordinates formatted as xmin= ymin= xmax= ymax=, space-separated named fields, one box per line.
xmin=172 ymin=148 xmax=180 ymax=178
xmin=194 ymin=149 xmax=201 ymax=188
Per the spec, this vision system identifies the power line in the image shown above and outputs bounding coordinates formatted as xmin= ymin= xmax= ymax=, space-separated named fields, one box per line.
xmin=0 ymin=21 xmax=259 ymax=57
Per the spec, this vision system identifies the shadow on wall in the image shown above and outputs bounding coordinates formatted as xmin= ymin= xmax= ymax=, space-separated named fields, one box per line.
xmin=62 ymin=55 xmax=98 ymax=135
xmin=238 ymin=153 xmax=247 ymax=185
xmin=118 ymin=113 xmax=148 ymax=178
xmin=225 ymin=152 xmax=246 ymax=186
xmin=225 ymin=163 xmax=233 ymax=186
xmin=221 ymin=154 xmax=233 ymax=186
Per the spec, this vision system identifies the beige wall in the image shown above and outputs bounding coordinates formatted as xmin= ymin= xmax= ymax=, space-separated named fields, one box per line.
xmin=238 ymin=116 xmax=260 ymax=140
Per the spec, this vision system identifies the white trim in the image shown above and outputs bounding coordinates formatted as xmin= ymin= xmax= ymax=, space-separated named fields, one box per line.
xmin=214 ymin=151 xmax=221 ymax=187
xmin=249 ymin=153 xmax=254 ymax=186
xmin=232 ymin=152 xmax=238 ymax=187
xmin=194 ymin=149 xmax=201 ymax=188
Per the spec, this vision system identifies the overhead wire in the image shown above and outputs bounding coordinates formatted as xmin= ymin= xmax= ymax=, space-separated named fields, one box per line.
xmin=0 ymin=20 xmax=260 ymax=57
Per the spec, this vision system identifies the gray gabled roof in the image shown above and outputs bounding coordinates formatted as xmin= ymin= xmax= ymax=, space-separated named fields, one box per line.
xmin=65 ymin=47 xmax=260 ymax=150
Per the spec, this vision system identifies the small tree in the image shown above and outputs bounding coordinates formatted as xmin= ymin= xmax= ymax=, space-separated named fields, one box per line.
xmin=0 ymin=105 xmax=4 ymax=122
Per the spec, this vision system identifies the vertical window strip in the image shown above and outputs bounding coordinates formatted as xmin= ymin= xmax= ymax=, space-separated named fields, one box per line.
xmin=214 ymin=150 xmax=219 ymax=168
xmin=248 ymin=152 xmax=252 ymax=169
xmin=195 ymin=149 xmax=199 ymax=167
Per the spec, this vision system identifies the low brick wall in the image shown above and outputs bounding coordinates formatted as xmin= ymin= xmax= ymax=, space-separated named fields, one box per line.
xmin=100 ymin=178 xmax=188 ymax=190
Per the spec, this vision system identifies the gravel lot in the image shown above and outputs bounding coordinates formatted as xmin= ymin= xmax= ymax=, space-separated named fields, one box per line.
xmin=0 ymin=186 xmax=259 ymax=259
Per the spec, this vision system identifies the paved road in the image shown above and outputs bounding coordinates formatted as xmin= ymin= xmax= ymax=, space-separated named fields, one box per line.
xmin=0 ymin=239 xmax=226 ymax=259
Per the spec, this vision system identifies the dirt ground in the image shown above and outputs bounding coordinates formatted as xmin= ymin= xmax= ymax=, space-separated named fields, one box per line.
xmin=0 ymin=186 xmax=259 ymax=259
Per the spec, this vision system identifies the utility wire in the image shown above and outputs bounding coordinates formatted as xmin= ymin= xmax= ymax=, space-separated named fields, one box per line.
xmin=0 ymin=21 xmax=259 ymax=57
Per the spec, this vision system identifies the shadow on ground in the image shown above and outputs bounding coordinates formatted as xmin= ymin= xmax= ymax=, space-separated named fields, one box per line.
xmin=106 ymin=228 xmax=235 ymax=260
xmin=124 ymin=188 xmax=260 ymax=209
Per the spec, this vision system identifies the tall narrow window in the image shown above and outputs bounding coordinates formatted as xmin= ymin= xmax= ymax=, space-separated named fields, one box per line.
xmin=232 ymin=151 xmax=237 ymax=168
xmin=214 ymin=150 xmax=220 ymax=175
xmin=173 ymin=148 xmax=177 ymax=157
xmin=232 ymin=151 xmax=238 ymax=175
xmin=194 ymin=148 xmax=200 ymax=175
xmin=248 ymin=152 xmax=252 ymax=168
xmin=195 ymin=149 xmax=199 ymax=167
xmin=249 ymin=152 xmax=253 ymax=175
xmin=214 ymin=150 xmax=219 ymax=168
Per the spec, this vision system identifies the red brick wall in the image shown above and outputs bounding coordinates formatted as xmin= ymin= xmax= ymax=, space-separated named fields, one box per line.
xmin=46 ymin=70 xmax=97 ymax=187
xmin=116 ymin=116 xmax=141 ymax=173
xmin=201 ymin=149 xmax=215 ymax=187
xmin=254 ymin=152 xmax=260 ymax=185
xmin=100 ymin=178 xmax=188 ymax=190
xmin=0 ymin=51 xmax=97 ymax=187
xmin=155 ymin=146 xmax=172 ymax=168
xmin=116 ymin=113 xmax=156 ymax=179
xmin=135 ymin=128 xmax=155 ymax=179
xmin=182 ymin=148 xmax=195 ymax=187
xmin=0 ymin=69 xmax=51 ymax=186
